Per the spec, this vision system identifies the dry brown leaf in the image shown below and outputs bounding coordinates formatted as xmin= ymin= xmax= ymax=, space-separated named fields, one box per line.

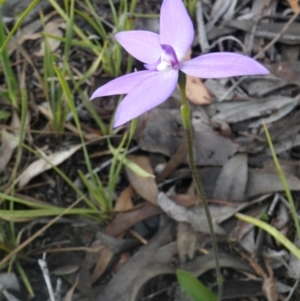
xmin=105 ymin=203 xmax=162 ymax=237
xmin=51 ymin=265 xmax=79 ymax=276
xmin=114 ymin=185 xmax=134 ymax=211
xmin=213 ymin=154 xmax=248 ymax=202
xmin=157 ymin=193 xmax=227 ymax=235
xmin=247 ymin=169 xmax=300 ymax=197
xmin=242 ymin=254 xmax=279 ymax=301
xmin=18 ymin=144 xmax=82 ymax=187
xmin=177 ymin=222 xmax=197 ymax=263
xmin=7 ymin=11 xmax=56 ymax=55
xmin=288 ymin=237 xmax=300 ymax=279
xmin=37 ymin=103 xmax=54 ymax=122
xmin=63 ymin=274 xmax=79 ymax=301
xmin=92 ymin=187 xmax=135 ymax=283
xmin=0 ymin=130 xmax=18 ymax=172
xmin=182 ymin=49 xmax=211 ymax=105
xmin=125 ymin=155 xmax=158 ymax=205
xmin=99 ymin=222 xmax=173 ymax=301
xmin=34 ymin=19 xmax=65 ymax=57
xmin=92 ymin=246 xmax=114 ymax=283
xmin=0 ymin=111 xmax=30 ymax=171
xmin=112 ymin=252 xmax=130 ymax=274
xmin=156 ymin=136 xmax=187 ymax=182
xmin=186 ymin=75 xmax=211 ymax=105
xmin=286 ymin=0 xmax=300 ymax=13
xmin=106 ymin=194 xmax=201 ymax=237
xmin=169 ymin=194 xmax=198 ymax=207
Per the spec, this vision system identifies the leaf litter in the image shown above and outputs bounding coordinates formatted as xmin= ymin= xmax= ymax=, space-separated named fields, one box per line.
xmin=2 ymin=0 xmax=300 ymax=300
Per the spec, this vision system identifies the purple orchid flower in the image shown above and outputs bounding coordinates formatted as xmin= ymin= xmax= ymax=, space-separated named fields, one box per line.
xmin=91 ymin=0 xmax=269 ymax=128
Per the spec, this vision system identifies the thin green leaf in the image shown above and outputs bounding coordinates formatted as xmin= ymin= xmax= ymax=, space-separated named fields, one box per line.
xmin=0 ymin=208 xmax=100 ymax=221
xmin=0 ymin=0 xmax=40 ymax=54
xmin=109 ymin=145 xmax=154 ymax=178
xmin=236 ymin=213 xmax=300 ymax=260
xmin=48 ymin=0 xmax=102 ymax=56
xmin=0 ymin=110 xmax=10 ymax=120
xmin=0 ymin=12 xmax=18 ymax=107
xmin=63 ymin=0 xmax=74 ymax=69
xmin=15 ymin=261 xmax=34 ymax=297
xmin=42 ymin=33 xmax=99 ymax=48
xmin=0 ymin=192 xmax=58 ymax=209
xmin=78 ymin=170 xmax=109 ymax=211
xmin=123 ymin=157 xmax=155 ymax=178
xmin=75 ymin=9 xmax=107 ymax=39
xmin=263 ymin=123 xmax=300 ymax=240
xmin=54 ymin=66 xmax=112 ymax=211
xmin=81 ymin=91 xmax=107 ymax=135
xmin=176 ymin=269 xmax=217 ymax=301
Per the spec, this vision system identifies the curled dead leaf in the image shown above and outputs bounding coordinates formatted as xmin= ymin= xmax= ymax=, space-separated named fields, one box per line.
xmin=125 ymin=155 xmax=158 ymax=205
xmin=182 ymin=49 xmax=211 ymax=105
xmin=18 ymin=145 xmax=82 ymax=187
xmin=186 ymin=75 xmax=211 ymax=105
xmin=0 ymin=111 xmax=30 ymax=171
xmin=34 ymin=19 xmax=65 ymax=57
xmin=286 ymin=0 xmax=300 ymax=13
xmin=0 ymin=130 xmax=18 ymax=172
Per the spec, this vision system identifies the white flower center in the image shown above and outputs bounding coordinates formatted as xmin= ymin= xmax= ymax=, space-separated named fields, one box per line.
xmin=157 ymin=45 xmax=179 ymax=71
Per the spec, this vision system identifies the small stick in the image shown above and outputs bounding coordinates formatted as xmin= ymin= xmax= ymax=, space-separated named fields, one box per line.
xmin=196 ymin=1 xmax=210 ymax=53
xmin=0 ymin=284 xmax=21 ymax=301
xmin=255 ymin=9 xmax=300 ymax=59
xmin=220 ymin=10 xmax=300 ymax=102
xmin=38 ymin=253 xmax=56 ymax=301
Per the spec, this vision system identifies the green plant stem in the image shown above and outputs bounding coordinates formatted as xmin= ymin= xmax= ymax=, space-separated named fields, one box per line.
xmin=178 ymin=71 xmax=223 ymax=301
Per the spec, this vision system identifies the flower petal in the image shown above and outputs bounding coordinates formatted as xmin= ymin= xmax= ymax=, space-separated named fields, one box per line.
xmin=144 ymin=61 xmax=160 ymax=70
xmin=90 ymin=70 xmax=154 ymax=99
xmin=180 ymin=53 xmax=269 ymax=78
xmin=114 ymin=70 xmax=178 ymax=127
xmin=160 ymin=0 xmax=194 ymax=61
xmin=115 ymin=31 xmax=161 ymax=64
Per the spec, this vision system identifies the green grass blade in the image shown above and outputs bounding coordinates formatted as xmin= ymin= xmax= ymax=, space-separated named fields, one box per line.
xmin=0 ymin=0 xmax=40 ymax=54
xmin=75 ymin=9 xmax=107 ymax=39
xmin=129 ymin=0 xmax=137 ymax=14
xmin=42 ymin=33 xmax=100 ymax=48
xmin=81 ymin=92 xmax=107 ymax=135
xmin=0 ymin=10 xmax=18 ymax=107
xmin=62 ymin=0 xmax=74 ymax=70
xmin=73 ymin=43 xmax=107 ymax=92
xmin=109 ymin=144 xmax=154 ymax=178
xmin=0 ymin=110 xmax=11 ymax=120
xmin=54 ymin=66 xmax=112 ymax=211
xmin=0 ymin=208 xmax=101 ymax=220
xmin=107 ymin=134 xmax=127 ymax=201
xmin=48 ymin=0 xmax=102 ymax=56
xmin=263 ymin=123 xmax=300 ymax=240
xmin=236 ymin=213 xmax=300 ymax=260
xmin=82 ymin=0 xmax=108 ymax=38
xmin=15 ymin=261 xmax=34 ymax=297
xmin=0 ymin=192 xmax=57 ymax=209
xmin=78 ymin=170 xmax=109 ymax=211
